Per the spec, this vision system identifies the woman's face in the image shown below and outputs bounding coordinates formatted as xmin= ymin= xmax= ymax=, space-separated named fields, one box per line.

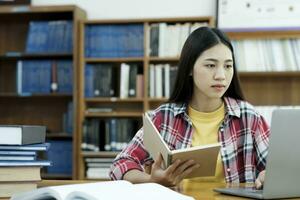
xmin=192 ymin=43 xmax=234 ymax=102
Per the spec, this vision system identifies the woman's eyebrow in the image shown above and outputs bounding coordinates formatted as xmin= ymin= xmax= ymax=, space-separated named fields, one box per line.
xmin=204 ymin=58 xmax=233 ymax=62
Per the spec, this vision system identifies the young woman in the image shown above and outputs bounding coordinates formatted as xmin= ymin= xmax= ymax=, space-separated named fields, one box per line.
xmin=109 ymin=27 xmax=269 ymax=189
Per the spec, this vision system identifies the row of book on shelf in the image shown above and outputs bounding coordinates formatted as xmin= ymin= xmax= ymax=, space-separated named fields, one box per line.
xmin=84 ymin=22 xmax=209 ymax=58
xmin=84 ymin=63 xmax=144 ymax=98
xmin=232 ymin=39 xmax=300 ymax=71
xmin=148 ymin=22 xmax=208 ymax=57
xmin=149 ymin=64 xmax=178 ymax=98
xmin=81 ymin=118 xmax=140 ymax=152
xmin=84 ymin=24 xmax=144 ymax=58
xmin=85 ymin=157 xmax=114 ymax=179
xmin=0 ymin=125 xmax=50 ymax=198
xmin=26 ymin=20 xmax=73 ymax=53
xmin=17 ymin=60 xmax=73 ymax=95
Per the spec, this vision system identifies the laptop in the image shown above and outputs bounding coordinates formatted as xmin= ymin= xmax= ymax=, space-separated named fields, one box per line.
xmin=214 ymin=108 xmax=300 ymax=199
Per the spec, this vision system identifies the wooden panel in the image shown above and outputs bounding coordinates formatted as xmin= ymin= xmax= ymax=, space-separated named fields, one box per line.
xmin=0 ymin=60 xmax=16 ymax=93
xmin=227 ymin=30 xmax=300 ymax=39
xmin=240 ymin=76 xmax=300 ymax=105
xmin=0 ymin=97 xmax=71 ymax=132
xmin=0 ymin=21 xmax=28 ymax=54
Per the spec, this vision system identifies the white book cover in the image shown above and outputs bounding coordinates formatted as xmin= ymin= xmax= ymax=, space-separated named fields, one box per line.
xmin=17 ymin=61 xmax=22 ymax=94
xmin=119 ymin=63 xmax=130 ymax=98
xmin=178 ymin=23 xmax=190 ymax=56
xmin=149 ymin=64 xmax=155 ymax=98
xmin=282 ymin=39 xmax=297 ymax=71
xmin=271 ymin=40 xmax=285 ymax=71
xmin=158 ymin=23 xmax=167 ymax=57
xmin=155 ymin=65 xmax=163 ymax=98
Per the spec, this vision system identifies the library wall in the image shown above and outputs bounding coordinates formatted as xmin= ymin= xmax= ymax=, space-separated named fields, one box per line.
xmin=32 ymin=0 xmax=216 ymax=19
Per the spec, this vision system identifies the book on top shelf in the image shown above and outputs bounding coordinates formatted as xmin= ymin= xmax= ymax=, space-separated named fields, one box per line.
xmin=11 ymin=180 xmax=193 ymax=200
xmin=0 ymin=125 xmax=46 ymax=145
xmin=143 ymin=113 xmax=221 ymax=178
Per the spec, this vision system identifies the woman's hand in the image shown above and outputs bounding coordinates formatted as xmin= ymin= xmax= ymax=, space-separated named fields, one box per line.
xmin=149 ymin=154 xmax=200 ymax=187
xmin=255 ymin=170 xmax=265 ymax=189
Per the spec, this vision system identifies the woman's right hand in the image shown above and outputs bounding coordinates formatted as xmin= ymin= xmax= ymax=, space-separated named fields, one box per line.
xmin=149 ymin=154 xmax=200 ymax=187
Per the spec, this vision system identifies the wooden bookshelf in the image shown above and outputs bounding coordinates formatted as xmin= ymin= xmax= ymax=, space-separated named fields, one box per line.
xmin=77 ymin=16 xmax=214 ymax=180
xmin=0 ymin=5 xmax=86 ymax=179
xmin=225 ymin=30 xmax=300 ymax=106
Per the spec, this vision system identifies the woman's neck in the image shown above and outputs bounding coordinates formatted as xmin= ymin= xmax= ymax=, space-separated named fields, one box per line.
xmin=189 ymin=97 xmax=223 ymax=112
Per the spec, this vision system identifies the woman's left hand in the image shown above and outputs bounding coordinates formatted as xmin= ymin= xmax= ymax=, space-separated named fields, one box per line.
xmin=255 ymin=170 xmax=265 ymax=189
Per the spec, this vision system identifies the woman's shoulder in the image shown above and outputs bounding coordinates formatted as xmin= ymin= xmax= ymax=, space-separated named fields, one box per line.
xmin=225 ymin=97 xmax=261 ymax=117
xmin=147 ymin=102 xmax=186 ymax=119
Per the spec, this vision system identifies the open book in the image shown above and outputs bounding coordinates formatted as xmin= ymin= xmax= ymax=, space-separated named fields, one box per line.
xmin=10 ymin=180 xmax=194 ymax=200
xmin=143 ymin=113 xmax=221 ymax=178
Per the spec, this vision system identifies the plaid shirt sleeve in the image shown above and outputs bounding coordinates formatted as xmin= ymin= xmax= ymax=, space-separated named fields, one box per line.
xmin=252 ymin=114 xmax=270 ymax=174
xmin=109 ymin=127 xmax=151 ymax=180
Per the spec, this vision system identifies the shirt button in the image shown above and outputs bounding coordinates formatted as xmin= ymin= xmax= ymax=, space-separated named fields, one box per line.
xmin=227 ymin=168 xmax=231 ymax=172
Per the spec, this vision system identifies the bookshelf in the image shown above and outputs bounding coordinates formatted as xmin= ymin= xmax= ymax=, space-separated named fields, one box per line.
xmin=0 ymin=5 xmax=86 ymax=179
xmin=225 ymin=30 xmax=300 ymax=106
xmin=77 ymin=17 xmax=214 ymax=180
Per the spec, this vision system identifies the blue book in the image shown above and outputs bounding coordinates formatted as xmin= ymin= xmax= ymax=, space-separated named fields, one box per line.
xmin=57 ymin=60 xmax=73 ymax=94
xmin=0 ymin=155 xmax=36 ymax=161
xmin=0 ymin=143 xmax=50 ymax=151
xmin=46 ymin=140 xmax=72 ymax=174
xmin=0 ymin=160 xmax=51 ymax=167
xmin=84 ymin=64 xmax=94 ymax=97
xmin=0 ymin=150 xmax=36 ymax=156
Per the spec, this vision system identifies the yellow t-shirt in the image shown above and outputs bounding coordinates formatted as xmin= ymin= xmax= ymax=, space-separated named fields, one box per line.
xmin=183 ymin=103 xmax=225 ymax=188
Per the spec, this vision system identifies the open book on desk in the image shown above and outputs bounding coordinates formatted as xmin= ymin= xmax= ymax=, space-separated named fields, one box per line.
xmin=10 ymin=180 xmax=194 ymax=200
xmin=143 ymin=113 xmax=221 ymax=178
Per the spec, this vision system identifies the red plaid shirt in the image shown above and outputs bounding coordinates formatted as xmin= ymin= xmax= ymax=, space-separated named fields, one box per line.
xmin=110 ymin=97 xmax=270 ymax=183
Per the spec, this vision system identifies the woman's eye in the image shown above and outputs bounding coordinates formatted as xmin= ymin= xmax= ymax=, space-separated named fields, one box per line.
xmin=225 ymin=64 xmax=232 ymax=69
xmin=206 ymin=64 xmax=215 ymax=68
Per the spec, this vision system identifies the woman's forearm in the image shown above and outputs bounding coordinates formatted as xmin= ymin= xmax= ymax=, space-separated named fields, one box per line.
xmin=123 ymin=169 xmax=152 ymax=183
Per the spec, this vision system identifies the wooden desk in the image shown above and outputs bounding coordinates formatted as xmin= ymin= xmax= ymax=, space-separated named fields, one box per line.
xmin=2 ymin=180 xmax=300 ymax=200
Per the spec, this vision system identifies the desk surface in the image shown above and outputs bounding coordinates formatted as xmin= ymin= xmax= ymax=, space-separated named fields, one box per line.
xmin=2 ymin=180 xmax=300 ymax=200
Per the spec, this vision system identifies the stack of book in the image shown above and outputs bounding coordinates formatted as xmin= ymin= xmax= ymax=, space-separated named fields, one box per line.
xmin=0 ymin=125 xmax=51 ymax=198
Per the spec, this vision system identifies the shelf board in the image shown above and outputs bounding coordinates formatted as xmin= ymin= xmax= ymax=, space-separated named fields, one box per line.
xmin=239 ymin=71 xmax=300 ymax=77
xmin=85 ymin=57 xmax=144 ymax=63
xmin=81 ymin=151 xmax=119 ymax=157
xmin=46 ymin=133 xmax=72 ymax=139
xmin=149 ymin=57 xmax=180 ymax=62
xmin=148 ymin=98 xmax=168 ymax=102
xmin=85 ymin=112 xmax=142 ymax=117
xmin=0 ymin=93 xmax=73 ymax=98
xmin=0 ymin=53 xmax=73 ymax=60
xmin=84 ymin=16 xmax=212 ymax=24
xmin=85 ymin=97 xmax=144 ymax=103
xmin=226 ymin=30 xmax=300 ymax=39
xmin=41 ymin=173 xmax=72 ymax=180
xmin=84 ymin=177 xmax=110 ymax=181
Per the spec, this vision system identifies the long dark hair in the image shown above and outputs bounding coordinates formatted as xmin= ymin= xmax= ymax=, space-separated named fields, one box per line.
xmin=169 ymin=27 xmax=244 ymax=104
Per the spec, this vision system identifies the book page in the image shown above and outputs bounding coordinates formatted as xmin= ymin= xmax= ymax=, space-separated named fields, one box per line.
xmin=11 ymin=181 xmax=132 ymax=200
xmin=66 ymin=182 xmax=194 ymax=200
